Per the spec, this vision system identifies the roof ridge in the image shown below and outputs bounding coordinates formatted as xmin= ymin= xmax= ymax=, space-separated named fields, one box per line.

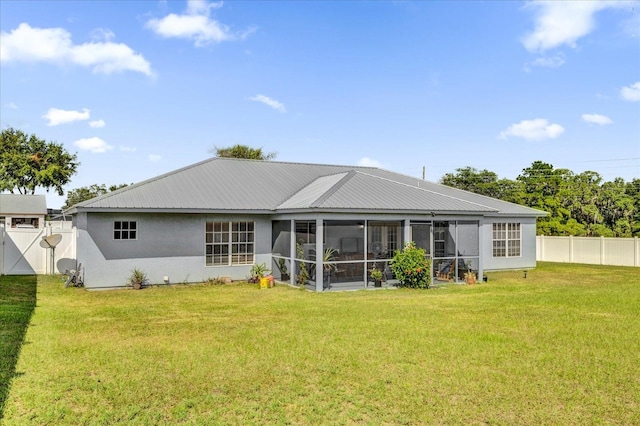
xmin=276 ymin=171 xmax=350 ymax=209
xmin=310 ymin=171 xmax=356 ymax=207
xmin=353 ymin=171 xmax=499 ymax=212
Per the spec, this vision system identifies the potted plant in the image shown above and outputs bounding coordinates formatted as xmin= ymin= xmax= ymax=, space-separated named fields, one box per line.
xmin=295 ymin=242 xmax=310 ymax=288
xmin=323 ymin=248 xmax=338 ymax=272
xmin=128 ymin=268 xmax=146 ymax=290
xmin=370 ymin=267 xmax=383 ymax=287
xmin=464 ymin=270 xmax=477 ymax=285
xmin=250 ymin=263 xmax=271 ymax=287
xmin=322 ymin=247 xmax=338 ymax=286
xmin=277 ymin=258 xmax=290 ymax=281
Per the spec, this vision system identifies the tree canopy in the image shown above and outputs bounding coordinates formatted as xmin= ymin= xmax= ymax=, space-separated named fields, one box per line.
xmin=63 ymin=183 xmax=129 ymax=209
xmin=1 ymin=127 xmax=79 ymax=196
xmin=212 ymin=144 xmax=277 ymax=160
xmin=441 ymin=162 xmax=639 ymax=237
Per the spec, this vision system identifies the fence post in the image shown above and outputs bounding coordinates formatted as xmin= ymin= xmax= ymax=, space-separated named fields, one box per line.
xmin=600 ymin=236 xmax=605 ymax=265
xmin=569 ymin=235 xmax=574 ymax=264
xmin=635 ymin=237 xmax=639 ymax=267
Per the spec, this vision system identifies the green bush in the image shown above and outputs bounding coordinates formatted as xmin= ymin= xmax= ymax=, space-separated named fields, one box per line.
xmin=390 ymin=242 xmax=431 ymax=289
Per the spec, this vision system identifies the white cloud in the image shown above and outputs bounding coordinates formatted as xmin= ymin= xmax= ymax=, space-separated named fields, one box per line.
xmin=357 ymin=157 xmax=382 ymax=168
xmin=148 ymin=154 xmax=162 ymax=162
xmin=532 ymin=54 xmax=566 ymax=68
xmin=90 ymin=28 xmax=115 ymax=42
xmin=620 ymin=81 xmax=640 ymax=102
xmin=250 ymin=94 xmax=286 ymax=113
xmin=499 ymin=118 xmax=565 ymax=141
xmin=43 ymin=107 xmax=90 ymax=126
xmin=74 ymin=137 xmax=113 ymax=153
xmin=581 ymin=113 xmax=613 ymax=125
xmin=89 ymin=119 xmax=106 ymax=128
xmin=146 ymin=0 xmax=236 ymax=47
xmin=8 ymin=102 xmax=18 ymax=109
xmin=187 ymin=0 xmax=223 ymax=15
xmin=0 ymin=23 xmax=152 ymax=76
xmin=522 ymin=1 xmax=628 ymax=52
xmin=119 ymin=145 xmax=137 ymax=152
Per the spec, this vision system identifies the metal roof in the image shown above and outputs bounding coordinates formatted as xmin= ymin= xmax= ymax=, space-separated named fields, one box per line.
xmin=68 ymin=158 xmax=546 ymax=217
xmin=0 ymin=194 xmax=47 ymax=215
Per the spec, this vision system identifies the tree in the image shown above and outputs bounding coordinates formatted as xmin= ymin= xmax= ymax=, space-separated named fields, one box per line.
xmin=63 ymin=183 xmax=129 ymax=209
xmin=596 ymin=178 xmax=634 ymax=237
xmin=626 ymin=179 xmax=640 ymax=235
xmin=212 ymin=144 xmax=277 ymax=160
xmin=440 ymin=167 xmax=500 ymax=197
xmin=440 ymin=166 xmax=524 ymax=201
xmin=439 ymin=161 xmax=640 ymax=237
xmin=1 ymin=127 xmax=79 ymax=195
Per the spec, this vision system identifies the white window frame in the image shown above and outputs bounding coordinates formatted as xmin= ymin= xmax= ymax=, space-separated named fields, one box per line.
xmin=114 ymin=220 xmax=137 ymax=240
xmin=492 ymin=223 xmax=521 ymax=258
xmin=205 ymin=221 xmax=255 ymax=266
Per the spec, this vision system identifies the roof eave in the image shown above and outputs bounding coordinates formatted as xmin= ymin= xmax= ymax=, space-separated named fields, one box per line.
xmin=70 ymin=207 xmax=275 ymax=215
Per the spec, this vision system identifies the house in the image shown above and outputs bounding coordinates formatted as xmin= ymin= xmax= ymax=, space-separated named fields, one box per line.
xmin=1 ymin=194 xmax=48 ymax=275
xmin=66 ymin=158 xmax=546 ymax=290
xmin=0 ymin=194 xmax=47 ymax=229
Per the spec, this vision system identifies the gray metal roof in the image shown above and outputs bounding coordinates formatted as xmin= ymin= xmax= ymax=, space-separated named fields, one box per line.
xmin=68 ymin=158 xmax=546 ymax=217
xmin=0 ymin=194 xmax=47 ymax=215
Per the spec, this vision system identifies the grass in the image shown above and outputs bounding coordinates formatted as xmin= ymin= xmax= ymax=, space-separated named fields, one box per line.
xmin=0 ymin=275 xmax=37 ymax=419
xmin=2 ymin=262 xmax=640 ymax=424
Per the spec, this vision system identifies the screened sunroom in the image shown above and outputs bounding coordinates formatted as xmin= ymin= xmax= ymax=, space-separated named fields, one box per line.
xmin=271 ymin=218 xmax=480 ymax=291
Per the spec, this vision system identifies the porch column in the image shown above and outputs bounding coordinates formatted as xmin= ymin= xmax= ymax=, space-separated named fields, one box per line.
xmin=290 ymin=219 xmax=296 ymax=285
xmin=403 ymin=219 xmax=412 ymax=246
xmin=315 ymin=218 xmax=324 ymax=292
xmin=478 ymin=218 xmax=484 ymax=282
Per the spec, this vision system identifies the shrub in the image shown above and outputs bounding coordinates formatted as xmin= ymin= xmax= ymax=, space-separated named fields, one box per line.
xmin=204 ymin=276 xmax=229 ymax=285
xmin=390 ymin=242 xmax=431 ymax=289
xmin=128 ymin=268 xmax=147 ymax=290
xmin=249 ymin=263 xmax=270 ymax=283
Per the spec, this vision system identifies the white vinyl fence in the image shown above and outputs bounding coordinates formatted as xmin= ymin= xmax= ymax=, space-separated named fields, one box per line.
xmin=537 ymin=235 xmax=640 ymax=267
xmin=0 ymin=221 xmax=76 ymax=275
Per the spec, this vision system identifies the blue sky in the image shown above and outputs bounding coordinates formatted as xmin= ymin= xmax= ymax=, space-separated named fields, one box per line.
xmin=1 ymin=0 xmax=639 ymax=209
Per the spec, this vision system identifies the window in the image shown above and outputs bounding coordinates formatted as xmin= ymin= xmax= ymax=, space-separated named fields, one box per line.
xmin=367 ymin=221 xmax=401 ymax=259
xmin=493 ymin=223 xmax=520 ymax=257
xmin=114 ymin=221 xmax=137 ymax=240
xmin=11 ymin=217 xmax=39 ymax=228
xmin=206 ymin=221 xmax=254 ymax=266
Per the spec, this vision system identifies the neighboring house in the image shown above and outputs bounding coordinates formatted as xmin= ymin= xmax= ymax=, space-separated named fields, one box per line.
xmin=1 ymin=194 xmax=48 ymax=275
xmin=0 ymin=194 xmax=47 ymax=229
xmin=66 ymin=158 xmax=546 ymax=290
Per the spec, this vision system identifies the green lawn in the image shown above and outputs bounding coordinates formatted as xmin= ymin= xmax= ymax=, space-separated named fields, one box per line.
xmin=0 ymin=275 xmax=37 ymax=419
xmin=2 ymin=262 xmax=639 ymax=424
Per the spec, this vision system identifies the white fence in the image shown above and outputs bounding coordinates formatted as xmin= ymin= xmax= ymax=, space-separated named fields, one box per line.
xmin=0 ymin=221 xmax=76 ymax=275
xmin=4 ymin=225 xmax=638 ymax=275
xmin=537 ymin=235 xmax=640 ymax=267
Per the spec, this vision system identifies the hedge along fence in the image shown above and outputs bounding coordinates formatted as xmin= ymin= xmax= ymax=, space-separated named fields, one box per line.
xmin=536 ymin=235 xmax=640 ymax=267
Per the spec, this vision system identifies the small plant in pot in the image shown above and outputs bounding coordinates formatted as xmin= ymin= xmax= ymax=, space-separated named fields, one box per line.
xmin=249 ymin=263 xmax=270 ymax=284
xmin=277 ymin=258 xmax=290 ymax=281
xmin=370 ymin=267 xmax=383 ymax=287
xmin=464 ymin=270 xmax=477 ymax=285
xmin=128 ymin=268 xmax=147 ymax=290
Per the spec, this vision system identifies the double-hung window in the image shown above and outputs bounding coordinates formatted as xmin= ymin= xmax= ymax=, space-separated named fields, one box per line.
xmin=114 ymin=221 xmax=137 ymax=240
xmin=492 ymin=223 xmax=520 ymax=257
xmin=205 ymin=221 xmax=254 ymax=266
